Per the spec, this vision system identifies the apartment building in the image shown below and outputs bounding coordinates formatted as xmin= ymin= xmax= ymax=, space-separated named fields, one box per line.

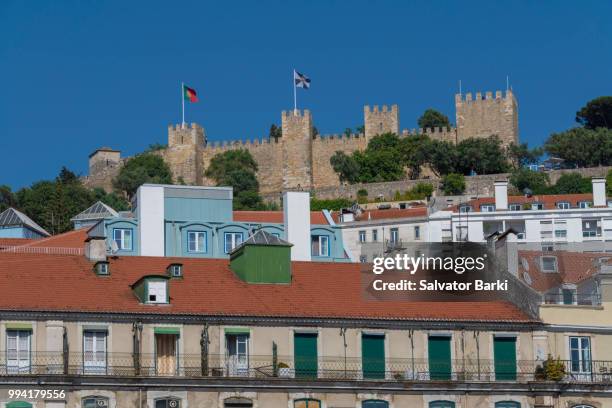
xmin=428 ymin=178 xmax=612 ymax=250
xmin=333 ymin=207 xmax=428 ymax=262
xmin=3 ymin=222 xmax=612 ymax=408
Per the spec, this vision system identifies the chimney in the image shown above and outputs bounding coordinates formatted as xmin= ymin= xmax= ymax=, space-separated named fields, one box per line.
xmin=85 ymin=236 xmax=107 ymax=262
xmin=283 ymin=191 xmax=311 ymax=261
xmin=592 ymin=177 xmax=606 ymax=207
xmin=494 ymin=180 xmax=508 ymax=211
xmin=136 ymin=184 xmax=165 ymax=256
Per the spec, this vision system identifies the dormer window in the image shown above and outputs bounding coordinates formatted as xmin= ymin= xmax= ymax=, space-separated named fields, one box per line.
xmin=540 ymin=256 xmax=558 ymax=272
xmin=579 ymin=201 xmax=592 ymax=209
xmin=459 ymin=205 xmax=472 ymax=213
xmin=532 ymin=203 xmax=544 ymax=210
xmin=94 ymin=261 xmax=109 ymax=276
xmin=168 ymin=263 xmax=183 ymax=278
xmin=556 ymin=202 xmax=570 ymax=209
xmin=508 ymin=204 xmax=522 ymax=211
xmin=480 ymin=204 xmax=495 ymax=212
xmin=147 ymin=281 xmax=167 ymax=303
xmin=131 ymin=276 xmax=170 ymax=304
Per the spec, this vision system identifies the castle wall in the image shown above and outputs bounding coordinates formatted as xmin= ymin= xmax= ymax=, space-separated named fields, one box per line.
xmin=85 ymin=90 xmax=521 ymax=196
xmin=456 ymin=90 xmax=518 ymax=146
xmin=311 ymin=133 xmax=368 ymax=189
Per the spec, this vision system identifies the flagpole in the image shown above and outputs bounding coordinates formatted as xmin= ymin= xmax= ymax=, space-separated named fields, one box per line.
xmin=181 ymin=81 xmax=185 ymax=128
xmin=293 ymin=69 xmax=297 ymax=115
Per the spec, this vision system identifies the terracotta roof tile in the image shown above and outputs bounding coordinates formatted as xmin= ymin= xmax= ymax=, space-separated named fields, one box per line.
xmin=0 ymin=238 xmax=34 ymax=247
xmin=452 ymin=194 xmax=602 ymax=213
xmin=0 ymin=252 xmax=533 ymax=323
xmin=233 ymin=211 xmax=329 ymax=225
xmin=517 ymin=250 xmax=605 ymax=292
xmin=20 ymin=229 xmax=88 ymax=249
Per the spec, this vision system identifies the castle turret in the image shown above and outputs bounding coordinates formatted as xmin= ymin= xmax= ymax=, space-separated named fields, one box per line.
xmin=281 ymin=110 xmax=313 ymax=190
xmin=164 ymin=123 xmax=206 ymax=185
xmin=364 ymin=104 xmax=399 ymax=140
xmin=86 ymin=147 xmax=122 ymax=192
xmin=455 ymin=90 xmax=518 ymax=146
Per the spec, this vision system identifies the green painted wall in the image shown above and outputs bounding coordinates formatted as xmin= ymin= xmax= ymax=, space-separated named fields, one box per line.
xmin=230 ymin=244 xmax=291 ymax=284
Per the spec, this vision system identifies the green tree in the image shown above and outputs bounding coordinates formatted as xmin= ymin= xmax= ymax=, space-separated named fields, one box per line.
xmin=455 ymin=136 xmax=510 ymax=175
xmin=544 ymin=127 xmax=612 ymax=168
xmin=16 ymin=168 xmax=102 ymax=234
xmin=426 ymin=139 xmax=457 ymax=177
xmin=400 ymin=134 xmax=431 ymax=179
xmin=507 ymin=142 xmax=543 ymax=170
xmin=145 ymin=143 xmax=168 ymax=152
xmin=576 ymin=96 xmax=612 ymax=129
xmin=550 ymin=173 xmax=592 ymax=194
xmin=113 ymin=153 xmax=173 ymax=200
xmin=418 ymin=109 xmax=451 ymax=129
xmin=205 ymin=149 xmax=269 ymax=210
xmin=0 ymin=185 xmax=16 ymax=213
xmin=310 ymin=197 xmax=353 ymax=211
xmin=440 ymin=173 xmax=465 ymax=195
xmin=607 ymin=169 xmax=612 ymax=196
xmin=330 ymin=151 xmax=360 ymax=183
xmin=269 ymin=124 xmax=282 ymax=140
xmin=509 ymin=168 xmax=550 ymax=195
xmin=91 ymin=188 xmax=129 ymax=211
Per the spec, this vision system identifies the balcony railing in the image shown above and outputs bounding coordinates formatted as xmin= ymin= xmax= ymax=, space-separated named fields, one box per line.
xmin=1 ymin=353 xmax=612 ymax=383
xmin=543 ymin=293 xmax=602 ymax=306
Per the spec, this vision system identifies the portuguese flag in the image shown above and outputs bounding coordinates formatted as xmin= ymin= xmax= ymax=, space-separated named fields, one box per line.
xmin=183 ymin=84 xmax=198 ymax=103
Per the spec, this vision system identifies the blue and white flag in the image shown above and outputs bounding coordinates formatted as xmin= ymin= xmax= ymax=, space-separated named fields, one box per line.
xmin=294 ymin=70 xmax=311 ymax=89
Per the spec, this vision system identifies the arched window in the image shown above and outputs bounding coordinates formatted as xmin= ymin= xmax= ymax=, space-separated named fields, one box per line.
xmin=155 ymin=397 xmax=181 ymax=408
xmin=294 ymin=399 xmax=321 ymax=408
xmin=83 ymin=396 xmax=109 ymax=408
xmin=430 ymin=402 xmax=455 ymax=408
xmin=495 ymin=402 xmax=520 ymax=408
xmin=363 ymin=400 xmax=389 ymax=408
xmin=6 ymin=402 xmax=33 ymax=408
xmin=224 ymin=397 xmax=253 ymax=407
xmin=572 ymin=405 xmax=595 ymax=408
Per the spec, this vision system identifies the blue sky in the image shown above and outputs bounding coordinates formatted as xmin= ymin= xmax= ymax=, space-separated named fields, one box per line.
xmin=1 ymin=1 xmax=611 ymax=189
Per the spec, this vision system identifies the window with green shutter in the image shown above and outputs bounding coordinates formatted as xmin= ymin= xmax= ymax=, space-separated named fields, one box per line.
xmin=429 ymin=401 xmax=455 ymax=408
xmin=362 ymin=333 xmax=385 ymax=379
xmin=494 ymin=336 xmax=517 ymax=380
xmin=428 ymin=335 xmax=452 ymax=380
xmin=495 ymin=402 xmax=520 ymax=408
xmin=6 ymin=403 xmax=33 ymax=408
xmin=362 ymin=400 xmax=389 ymax=408
xmin=294 ymin=332 xmax=318 ymax=378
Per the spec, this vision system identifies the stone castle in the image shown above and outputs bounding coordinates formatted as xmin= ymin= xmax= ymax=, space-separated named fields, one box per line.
xmin=85 ymin=90 xmax=518 ymax=194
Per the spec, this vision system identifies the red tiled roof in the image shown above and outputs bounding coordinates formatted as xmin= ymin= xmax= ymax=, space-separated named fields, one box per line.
xmin=451 ymin=194 xmax=601 ymax=212
xmin=20 ymin=229 xmax=88 ymax=248
xmin=0 ymin=238 xmax=34 ymax=247
xmin=0 ymin=253 xmax=532 ymax=323
xmin=331 ymin=207 xmax=428 ymax=223
xmin=233 ymin=211 xmax=329 ymax=225
xmin=517 ymin=250 xmax=605 ymax=292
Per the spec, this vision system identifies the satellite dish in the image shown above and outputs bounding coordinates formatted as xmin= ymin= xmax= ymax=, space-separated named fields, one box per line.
xmin=110 ymin=240 xmax=119 ymax=254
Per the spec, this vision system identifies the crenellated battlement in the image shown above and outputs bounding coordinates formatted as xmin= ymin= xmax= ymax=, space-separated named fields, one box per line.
xmin=364 ymin=104 xmax=398 ymax=114
xmin=455 ymin=89 xmax=513 ymax=103
xmin=87 ymin=88 xmax=519 ymax=195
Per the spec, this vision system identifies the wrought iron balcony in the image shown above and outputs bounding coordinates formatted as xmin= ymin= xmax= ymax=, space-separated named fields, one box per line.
xmin=1 ymin=353 xmax=612 ymax=383
xmin=542 ymin=292 xmax=602 ymax=306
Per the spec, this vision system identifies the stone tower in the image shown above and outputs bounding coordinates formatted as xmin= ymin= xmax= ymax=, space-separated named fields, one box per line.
xmin=364 ymin=105 xmax=399 ymax=140
xmin=455 ymin=90 xmax=518 ymax=146
xmin=281 ymin=110 xmax=313 ymax=190
xmin=163 ymin=123 xmax=206 ymax=185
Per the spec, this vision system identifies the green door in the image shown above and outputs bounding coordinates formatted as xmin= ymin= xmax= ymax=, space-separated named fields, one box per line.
xmin=494 ymin=337 xmax=517 ymax=380
xmin=362 ymin=334 xmax=385 ymax=379
xmin=428 ymin=336 xmax=452 ymax=380
xmin=294 ymin=333 xmax=318 ymax=378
